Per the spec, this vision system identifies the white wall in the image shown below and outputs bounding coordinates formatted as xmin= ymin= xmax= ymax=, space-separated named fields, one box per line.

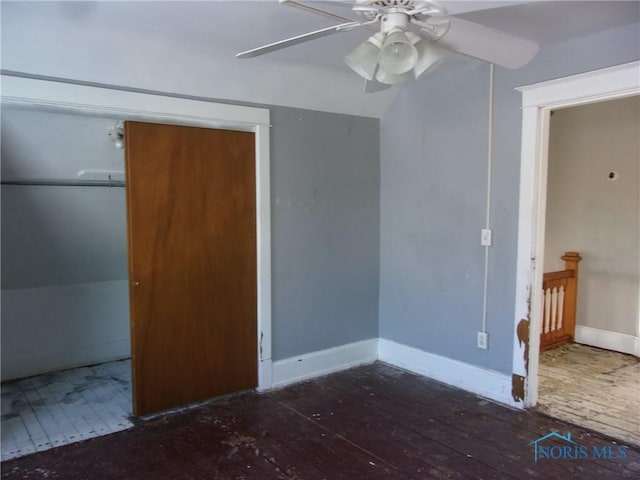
xmin=1 ymin=281 xmax=131 ymax=380
xmin=544 ymin=96 xmax=640 ymax=338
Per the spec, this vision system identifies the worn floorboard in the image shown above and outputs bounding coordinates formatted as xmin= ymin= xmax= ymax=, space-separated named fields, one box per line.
xmin=2 ymin=362 xmax=639 ymax=479
xmin=538 ymin=343 xmax=640 ymax=447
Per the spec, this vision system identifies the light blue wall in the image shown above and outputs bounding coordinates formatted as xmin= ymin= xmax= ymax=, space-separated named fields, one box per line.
xmin=379 ymin=23 xmax=640 ymax=374
xmin=270 ymin=108 xmax=380 ymax=360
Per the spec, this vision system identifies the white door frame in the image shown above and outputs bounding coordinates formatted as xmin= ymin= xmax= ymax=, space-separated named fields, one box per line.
xmin=512 ymin=61 xmax=640 ymax=407
xmin=0 ymin=74 xmax=274 ymax=391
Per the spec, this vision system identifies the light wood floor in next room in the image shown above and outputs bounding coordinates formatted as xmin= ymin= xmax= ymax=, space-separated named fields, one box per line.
xmin=537 ymin=343 xmax=640 ymax=447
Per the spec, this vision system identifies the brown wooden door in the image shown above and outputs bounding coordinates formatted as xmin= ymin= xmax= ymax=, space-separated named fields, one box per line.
xmin=125 ymin=121 xmax=257 ymax=416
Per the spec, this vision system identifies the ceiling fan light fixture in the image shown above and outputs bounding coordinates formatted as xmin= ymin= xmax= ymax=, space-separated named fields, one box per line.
xmin=375 ymin=68 xmax=412 ymax=85
xmin=378 ymin=28 xmax=418 ymax=75
xmin=413 ymin=41 xmax=445 ymax=79
xmin=344 ymin=32 xmax=384 ymax=81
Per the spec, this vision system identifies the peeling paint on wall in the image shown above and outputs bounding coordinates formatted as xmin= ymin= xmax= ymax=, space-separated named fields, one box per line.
xmin=511 ymin=373 xmax=526 ymax=402
xmin=516 ymin=318 xmax=530 ymax=374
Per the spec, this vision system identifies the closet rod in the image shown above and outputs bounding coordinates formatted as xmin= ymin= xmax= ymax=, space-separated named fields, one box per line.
xmin=1 ymin=179 xmax=125 ymax=188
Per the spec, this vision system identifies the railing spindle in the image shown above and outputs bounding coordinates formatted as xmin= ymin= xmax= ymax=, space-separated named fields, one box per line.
xmin=540 ymin=252 xmax=582 ymax=350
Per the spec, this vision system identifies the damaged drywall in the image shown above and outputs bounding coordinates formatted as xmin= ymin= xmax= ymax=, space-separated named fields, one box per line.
xmin=511 ymin=318 xmax=530 ymax=402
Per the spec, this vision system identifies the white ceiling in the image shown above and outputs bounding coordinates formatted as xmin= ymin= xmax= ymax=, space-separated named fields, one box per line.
xmin=1 ymin=1 xmax=638 ymax=117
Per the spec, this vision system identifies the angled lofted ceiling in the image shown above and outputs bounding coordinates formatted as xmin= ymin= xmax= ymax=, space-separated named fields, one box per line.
xmin=1 ymin=1 xmax=638 ymax=118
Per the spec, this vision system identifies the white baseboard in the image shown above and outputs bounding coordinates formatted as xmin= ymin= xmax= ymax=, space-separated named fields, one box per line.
xmin=268 ymin=338 xmax=523 ymax=408
xmin=270 ymin=339 xmax=378 ymax=389
xmin=575 ymin=325 xmax=639 ymax=357
xmin=378 ymin=338 xmax=523 ymax=409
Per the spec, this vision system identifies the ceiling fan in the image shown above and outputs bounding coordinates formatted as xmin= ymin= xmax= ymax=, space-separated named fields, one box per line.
xmin=236 ymin=0 xmax=539 ymax=91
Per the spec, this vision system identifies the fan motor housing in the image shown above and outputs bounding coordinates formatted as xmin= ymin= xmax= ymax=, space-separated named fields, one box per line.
xmin=356 ymin=0 xmax=447 ymax=21
xmin=381 ymin=12 xmax=410 ymax=32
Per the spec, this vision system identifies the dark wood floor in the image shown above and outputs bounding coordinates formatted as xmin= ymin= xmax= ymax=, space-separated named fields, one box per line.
xmin=2 ymin=362 xmax=638 ymax=479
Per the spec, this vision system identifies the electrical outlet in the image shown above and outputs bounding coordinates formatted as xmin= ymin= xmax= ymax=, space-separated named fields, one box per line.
xmin=477 ymin=331 xmax=488 ymax=349
xmin=481 ymin=228 xmax=492 ymax=247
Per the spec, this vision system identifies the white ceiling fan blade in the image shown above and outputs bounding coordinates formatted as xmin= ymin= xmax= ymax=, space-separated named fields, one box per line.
xmin=432 ymin=16 xmax=539 ymax=69
xmin=280 ymin=0 xmax=356 ymax=24
xmin=280 ymin=0 xmax=379 ymax=32
xmin=236 ymin=21 xmax=364 ymax=59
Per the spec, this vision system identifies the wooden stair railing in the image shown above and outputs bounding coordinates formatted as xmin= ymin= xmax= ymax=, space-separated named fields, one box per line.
xmin=540 ymin=252 xmax=582 ymax=351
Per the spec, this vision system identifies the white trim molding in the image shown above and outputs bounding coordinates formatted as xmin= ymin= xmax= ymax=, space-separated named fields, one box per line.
xmin=379 ymin=339 xmax=522 ymax=409
xmin=0 ymin=75 xmax=270 ymax=130
xmin=257 ymin=359 xmax=274 ymax=392
xmin=518 ymin=62 xmax=640 ymax=109
xmin=513 ymin=61 xmax=640 ymax=408
xmin=575 ymin=326 xmax=640 ymax=358
xmin=0 ymin=74 xmax=273 ymax=391
xmin=270 ymin=339 xmax=378 ymax=389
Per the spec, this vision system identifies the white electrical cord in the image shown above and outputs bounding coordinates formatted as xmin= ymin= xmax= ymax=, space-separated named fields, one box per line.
xmin=481 ymin=64 xmax=495 ymax=334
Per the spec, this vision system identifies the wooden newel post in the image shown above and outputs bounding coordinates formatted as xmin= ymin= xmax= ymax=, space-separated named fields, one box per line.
xmin=561 ymin=251 xmax=582 ymax=342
